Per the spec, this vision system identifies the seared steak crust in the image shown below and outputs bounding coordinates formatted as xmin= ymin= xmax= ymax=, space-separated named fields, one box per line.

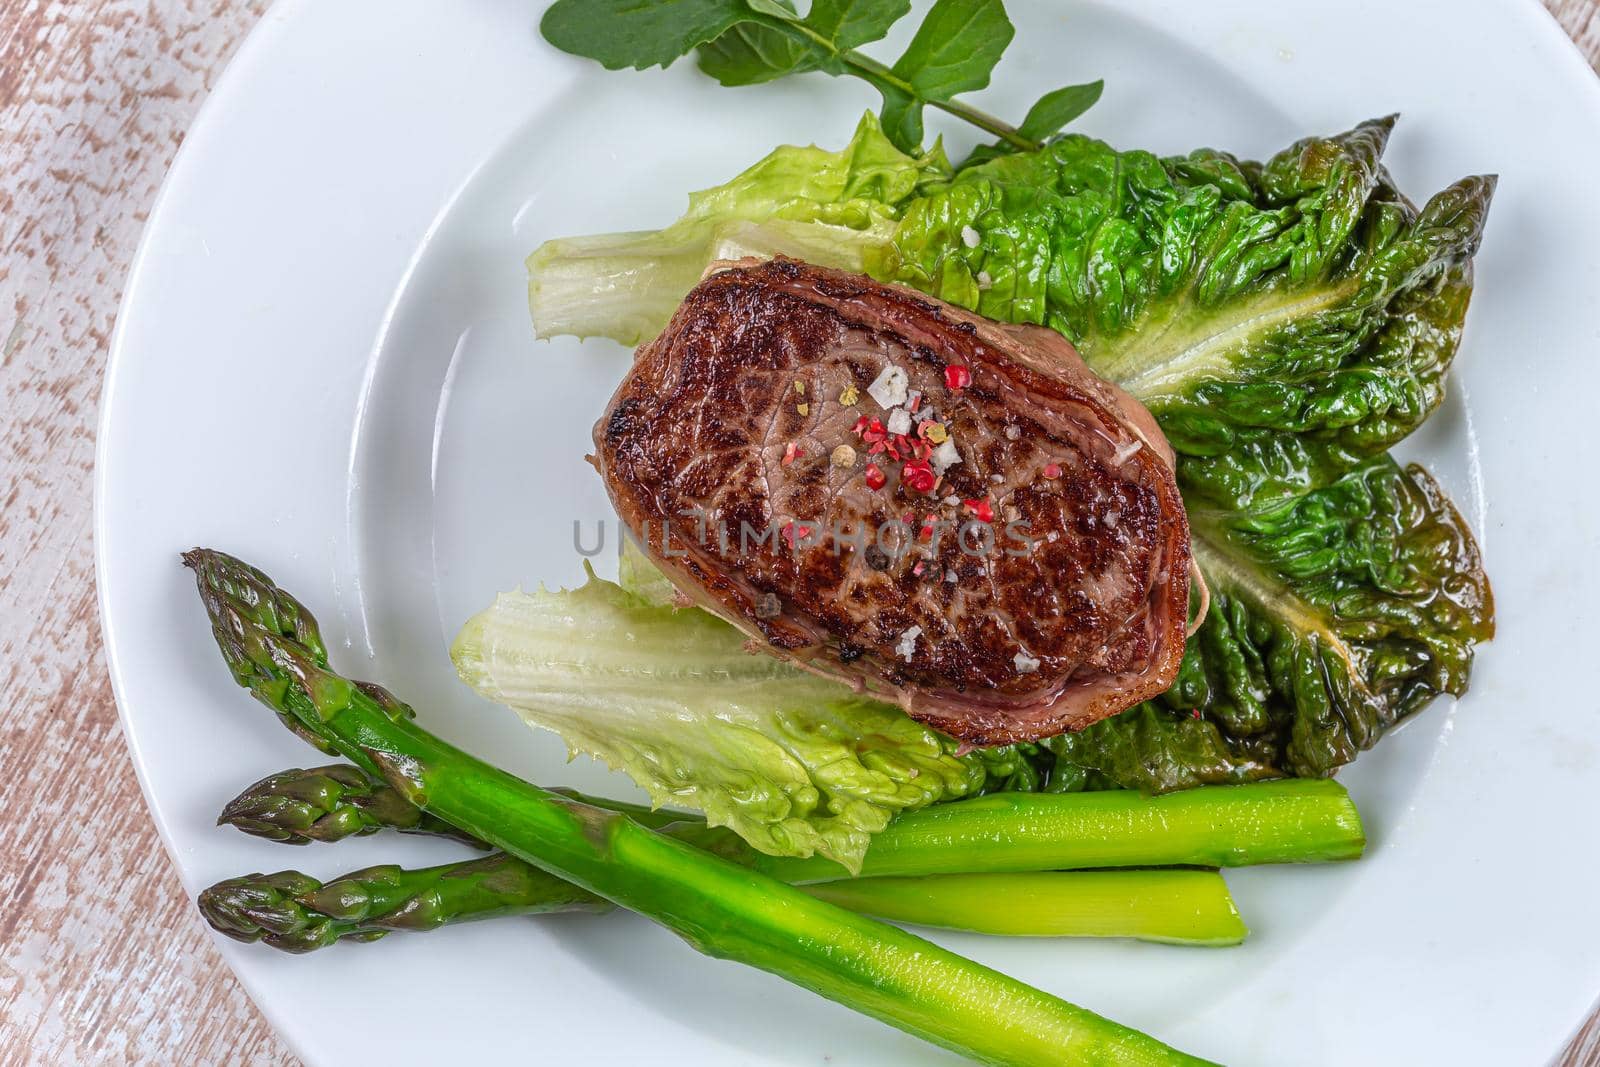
xmin=596 ymin=258 xmax=1191 ymax=744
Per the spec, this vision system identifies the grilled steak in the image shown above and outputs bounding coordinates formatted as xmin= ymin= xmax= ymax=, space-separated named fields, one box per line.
xmin=596 ymin=258 xmax=1193 ymax=745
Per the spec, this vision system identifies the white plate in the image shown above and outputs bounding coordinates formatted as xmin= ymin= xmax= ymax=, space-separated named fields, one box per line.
xmin=97 ymin=1 xmax=1600 ymax=1062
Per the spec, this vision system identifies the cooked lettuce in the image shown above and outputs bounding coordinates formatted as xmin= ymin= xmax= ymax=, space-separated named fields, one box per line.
xmin=451 ymin=564 xmax=1046 ymax=870
xmin=1044 ymin=456 xmax=1493 ymax=791
xmin=505 ymin=114 xmax=1494 ymax=815
xmin=882 ymin=120 xmax=1493 ymax=510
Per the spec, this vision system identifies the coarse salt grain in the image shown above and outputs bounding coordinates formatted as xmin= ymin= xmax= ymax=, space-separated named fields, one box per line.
xmin=886 ymin=408 xmax=913 ymax=436
xmin=1004 ymin=424 xmax=1021 ymax=441
xmin=896 ymin=625 xmax=923 ymax=661
xmin=1013 ymin=651 xmax=1041 ymax=674
xmin=867 ymin=364 xmax=909 ymax=409
xmin=976 ymin=270 xmax=993 ymax=290
xmin=931 ymin=438 xmax=962 ymax=474
xmin=961 ymin=226 xmax=981 ymax=248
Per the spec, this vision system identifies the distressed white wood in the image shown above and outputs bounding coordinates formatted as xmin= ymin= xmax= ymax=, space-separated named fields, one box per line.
xmin=0 ymin=2 xmax=288 ymax=1064
xmin=0 ymin=1 xmax=1593 ymax=1063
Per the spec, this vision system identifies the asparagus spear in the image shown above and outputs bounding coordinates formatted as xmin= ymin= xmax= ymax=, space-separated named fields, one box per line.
xmin=805 ymin=871 xmax=1246 ymax=946
xmin=185 ymin=549 xmax=1209 ymax=1067
xmin=200 ymin=853 xmax=609 ymax=952
xmin=201 ymin=854 xmax=1245 ymax=952
xmin=219 ymin=764 xmax=487 ymax=846
xmin=728 ymin=781 xmax=1366 ymax=884
xmin=219 ymin=766 xmax=687 ymax=843
xmin=221 ymin=762 xmax=1363 ymax=877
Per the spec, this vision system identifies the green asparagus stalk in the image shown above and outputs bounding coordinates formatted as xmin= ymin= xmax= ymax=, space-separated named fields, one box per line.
xmin=185 ymin=549 xmax=1208 ymax=1067
xmin=724 ymin=781 xmax=1366 ymax=884
xmin=221 ymin=762 xmax=1363 ymax=879
xmin=219 ymin=765 xmax=688 ymax=843
xmin=805 ymin=872 xmax=1247 ymax=946
xmin=201 ymin=854 xmax=1244 ymax=952
xmin=546 ymin=787 xmax=695 ymax=831
xmin=200 ymin=853 xmax=609 ymax=952
xmin=218 ymin=764 xmax=487 ymax=846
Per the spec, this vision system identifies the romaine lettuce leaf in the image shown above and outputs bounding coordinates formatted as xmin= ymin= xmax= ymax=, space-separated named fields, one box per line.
xmin=451 ymin=567 xmax=1045 ymax=870
xmin=882 ymin=120 xmax=1493 ymax=509
xmin=527 ymin=112 xmax=946 ymax=345
xmin=1044 ymin=456 xmax=1493 ymax=790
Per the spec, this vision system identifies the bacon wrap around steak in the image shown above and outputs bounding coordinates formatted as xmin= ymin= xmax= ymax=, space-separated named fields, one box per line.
xmin=595 ymin=257 xmax=1193 ymax=745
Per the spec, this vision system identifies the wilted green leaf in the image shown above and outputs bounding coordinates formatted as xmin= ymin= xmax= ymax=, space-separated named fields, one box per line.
xmin=1047 ymin=457 xmax=1493 ymax=789
xmin=881 ymin=116 xmax=1493 ymax=507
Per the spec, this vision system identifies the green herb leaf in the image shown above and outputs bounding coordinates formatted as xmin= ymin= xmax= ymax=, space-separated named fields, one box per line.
xmin=890 ymin=0 xmax=1014 ymax=101
xmin=1016 ymin=80 xmax=1103 ymax=141
xmin=540 ymin=0 xmax=751 ymax=71
xmin=958 ymin=80 xmax=1104 ymax=169
xmin=544 ymin=0 xmax=1102 ymax=153
xmin=869 ymin=0 xmax=1014 ymax=149
xmin=697 ymin=20 xmax=818 ymax=85
xmin=875 ymin=84 xmax=926 ymax=152
xmin=697 ymin=0 xmax=913 ymax=88
xmin=805 ymin=0 xmax=913 ymax=50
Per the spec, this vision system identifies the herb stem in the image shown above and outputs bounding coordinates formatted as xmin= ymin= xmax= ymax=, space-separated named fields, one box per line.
xmin=928 ymin=97 xmax=1036 ymax=150
xmin=836 ymin=49 xmax=1037 ymax=150
xmin=765 ymin=15 xmax=1037 ymax=151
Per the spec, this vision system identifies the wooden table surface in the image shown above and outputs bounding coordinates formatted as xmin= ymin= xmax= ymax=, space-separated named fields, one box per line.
xmin=2 ymin=2 xmax=1596 ymax=1063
